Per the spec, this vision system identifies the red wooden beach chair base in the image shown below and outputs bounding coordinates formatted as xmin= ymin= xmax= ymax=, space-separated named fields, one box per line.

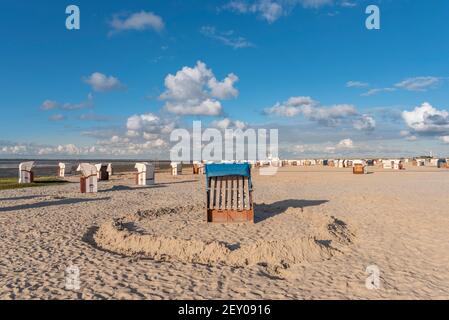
xmin=207 ymin=209 xmax=254 ymax=223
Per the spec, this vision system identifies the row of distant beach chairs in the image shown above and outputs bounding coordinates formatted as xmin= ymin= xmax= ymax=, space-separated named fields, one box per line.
xmin=17 ymin=161 xmax=254 ymax=223
xmin=18 ymin=161 xmax=186 ymax=189
xmin=18 ymin=157 xmax=448 ymax=187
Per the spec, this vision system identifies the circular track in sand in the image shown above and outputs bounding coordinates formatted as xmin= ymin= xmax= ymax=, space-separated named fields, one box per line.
xmin=92 ymin=203 xmax=355 ymax=278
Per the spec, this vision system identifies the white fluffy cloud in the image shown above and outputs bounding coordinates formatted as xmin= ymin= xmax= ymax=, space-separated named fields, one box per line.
xmin=353 ymin=115 xmax=376 ymax=132
xmin=0 ymin=140 xmax=167 ymax=157
xmin=164 ymin=99 xmax=222 ymax=116
xmin=110 ymin=11 xmax=164 ymax=33
xmin=336 ymin=138 xmax=354 ymax=149
xmin=208 ymin=73 xmax=239 ymax=99
xmin=0 ymin=141 xmax=84 ymax=156
xmin=126 ymin=113 xmax=160 ymax=131
xmin=84 ymin=72 xmax=125 ymax=92
xmin=124 ymin=112 xmax=176 ymax=146
xmin=402 ymin=102 xmax=449 ymax=135
xmin=212 ymin=118 xmax=248 ymax=130
xmin=294 ymin=138 xmax=356 ymax=155
xmin=265 ymin=96 xmax=358 ymax=126
xmin=160 ymin=61 xmax=239 ymax=116
xmin=264 ymin=96 xmax=317 ymax=117
xmin=0 ymin=143 xmax=28 ymax=155
xmin=306 ymin=104 xmax=357 ymax=126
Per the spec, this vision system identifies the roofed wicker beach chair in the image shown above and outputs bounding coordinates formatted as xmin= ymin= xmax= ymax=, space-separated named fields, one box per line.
xmin=135 ymin=162 xmax=155 ymax=186
xmin=77 ymin=163 xmax=98 ymax=193
xmin=58 ymin=162 xmax=66 ymax=178
xmin=205 ymin=163 xmax=254 ymax=223
xmin=193 ymin=161 xmax=200 ymax=174
xmin=352 ymin=160 xmax=367 ymax=174
xmin=19 ymin=161 xmax=34 ymax=184
xmin=171 ymin=162 xmax=182 ymax=176
xmin=107 ymin=163 xmax=113 ymax=177
xmin=95 ymin=163 xmax=109 ymax=181
xmin=437 ymin=159 xmax=448 ymax=168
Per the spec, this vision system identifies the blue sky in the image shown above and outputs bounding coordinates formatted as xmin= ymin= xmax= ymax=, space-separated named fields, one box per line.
xmin=1 ymin=0 xmax=449 ymax=158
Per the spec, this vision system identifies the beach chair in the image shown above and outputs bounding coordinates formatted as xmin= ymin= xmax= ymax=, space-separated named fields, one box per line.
xmin=107 ymin=163 xmax=113 ymax=177
xmin=135 ymin=162 xmax=155 ymax=186
xmin=171 ymin=162 xmax=182 ymax=176
xmin=95 ymin=164 xmax=102 ymax=179
xmin=77 ymin=163 xmax=98 ymax=193
xmin=193 ymin=161 xmax=200 ymax=174
xmin=382 ymin=161 xmax=392 ymax=169
xmin=338 ymin=160 xmax=344 ymax=168
xmin=19 ymin=161 xmax=34 ymax=184
xmin=58 ymin=163 xmax=66 ymax=178
xmin=437 ymin=159 xmax=447 ymax=168
xmin=95 ymin=164 xmax=109 ymax=181
xmin=193 ymin=162 xmax=205 ymax=175
xmin=271 ymin=158 xmax=282 ymax=167
xmin=352 ymin=160 xmax=366 ymax=174
xmin=205 ymin=163 xmax=254 ymax=223
xmin=99 ymin=165 xmax=109 ymax=180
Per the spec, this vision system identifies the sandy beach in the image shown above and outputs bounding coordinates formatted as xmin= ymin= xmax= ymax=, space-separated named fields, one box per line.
xmin=1 ymin=166 xmax=449 ymax=299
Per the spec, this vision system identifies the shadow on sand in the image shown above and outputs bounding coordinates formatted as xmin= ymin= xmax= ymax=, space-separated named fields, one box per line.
xmin=0 ymin=197 xmax=111 ymax=212
xmin=159 ymin=180 xmax=197 ymax=185
xmin=0 ymin=195 xmax=49 ymax=201
xmin=98 ymin=181 xmax=196 ymax=193
xmin=254 ymin=199 xmax=329 ymax=223
xmin=82 ymin=226 xmax=100 ymax=247
xmin=82 ymin=226 xmax=131 ymax=258
xmin=98 ymin=185 xmax=166 ymax=193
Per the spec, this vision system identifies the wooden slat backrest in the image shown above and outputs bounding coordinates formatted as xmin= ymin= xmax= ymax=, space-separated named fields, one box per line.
xmin=207 ymin=175 xmax=252 ymax=211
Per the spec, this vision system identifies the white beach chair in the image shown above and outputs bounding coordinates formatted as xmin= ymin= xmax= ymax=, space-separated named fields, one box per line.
xmin=95 ymin=163 xmax=109 ymax=181
xmin=382 ymin=161 xmax=393 ymax=169
xmin=338 ymin=160 xmax=344 ymax=168
xmin=135 ymin=162 xmax=155 ymax=186
xmin=95 ymin=164 xmax=102 ymax=179
xmin=107 ymin=163 xmax=113 ymax=177
xmin=58 ymin=163 xmax=66 ymax=178
xmin=19 ymin=161 xmax=34 ymax=184
xmin=171 ymin=162 xmax=182 ymax=176
xmin=77 ymin=163 xmax=98 ymax=193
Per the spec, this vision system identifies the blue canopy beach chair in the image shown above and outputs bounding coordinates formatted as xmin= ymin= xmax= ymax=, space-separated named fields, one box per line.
xmin=205 ymin=163 xmax=254 ymax=223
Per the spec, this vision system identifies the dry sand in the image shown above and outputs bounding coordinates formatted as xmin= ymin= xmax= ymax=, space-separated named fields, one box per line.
xmin=1 ymin=166 xmax=449 ymax=299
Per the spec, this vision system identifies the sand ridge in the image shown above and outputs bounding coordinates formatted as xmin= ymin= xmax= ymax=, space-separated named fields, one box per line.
xmin=93 ymin=203 xmax=355 ymax=278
